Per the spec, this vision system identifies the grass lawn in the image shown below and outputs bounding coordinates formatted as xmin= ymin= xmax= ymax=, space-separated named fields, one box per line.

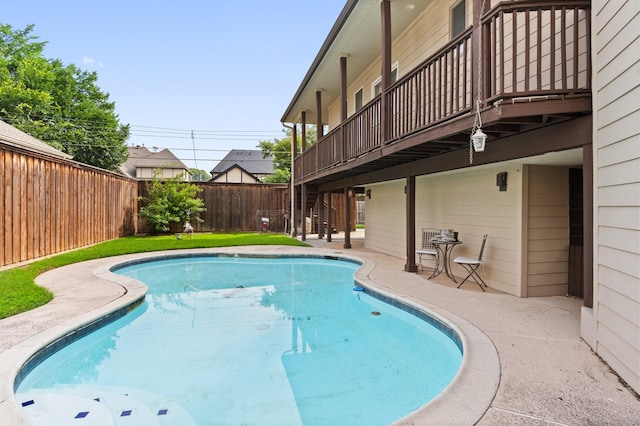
xmin=0 ymin=233 xmax=309 ymax=320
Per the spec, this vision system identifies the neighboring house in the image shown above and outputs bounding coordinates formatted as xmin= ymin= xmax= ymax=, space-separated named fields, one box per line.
xmin=210 ymin=149 xmax=274 ymax=183
xmin=120 ymin=146 xmax=190 ymax=181
xmin=283 ymin=0 xmax=638 ymax=394
xmin=0 ymin=120 xmax=72 ymax=160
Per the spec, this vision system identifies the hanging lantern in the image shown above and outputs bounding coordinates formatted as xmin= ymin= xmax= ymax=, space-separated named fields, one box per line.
xmin=471 ymin=128 xmax=487 ymax=152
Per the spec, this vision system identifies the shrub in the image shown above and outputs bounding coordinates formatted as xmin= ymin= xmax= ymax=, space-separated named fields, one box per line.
xmin=138 ymin=172 xmax=205 ymax=234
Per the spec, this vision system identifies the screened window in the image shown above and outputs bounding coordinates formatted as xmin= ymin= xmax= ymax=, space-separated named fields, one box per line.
xmin=373 ymin=65 xmax=398 ymax=97
xmin=355 ymin=88 xmax=363 ymax=111
xmin=452 ymin=0 xmax=466 ymax=38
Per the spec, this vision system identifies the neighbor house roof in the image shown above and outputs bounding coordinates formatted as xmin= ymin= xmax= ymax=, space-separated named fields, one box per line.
xmin=0 ymin=120 xmax=73 ymax=160
xmin=120 ymin=146 xmax=189 ymax=178
xmin=211 ymin=149 xmax=274 ymax=176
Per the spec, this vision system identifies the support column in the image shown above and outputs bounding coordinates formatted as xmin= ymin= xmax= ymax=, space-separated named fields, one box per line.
xmin=301 ymin=183 xmax=307 ymax=241
xmin=316 ymin=90 xmax=324 ymax=139
xmin=583 ymin=144 xmax=594 ymax=308
xmin=340 ymin=55 xmax=348 ymax=122
xmin=318 ymin=191 xmax=325 ymax=239
xmin=291 ymin=124 xmax=298 ymax=237
xmin=301 ymin=111 xmax=307 ymax=151
xmin=340 ymin=54 xmax=348 ymax=164
xmin=405 ymin=175 xmax=418 ymax=272
xmin=327 ymin=190 xmax=332 ymax=242
xmin=380 ymin=0 xmax=392 ymax=143
xmin=300 ymin=112 xmax=307 ymax=242
xmin=344 ymin=187 xmax=352 ymax=249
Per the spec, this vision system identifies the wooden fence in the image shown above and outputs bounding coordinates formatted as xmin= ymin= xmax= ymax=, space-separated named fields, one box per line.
xmin=1 ymin=143 xmax=137 ymax=268
xmin=137 ymin=181 xmax=290 ymax=234
xmin=1 ymin=140 xmax=296 ymax=269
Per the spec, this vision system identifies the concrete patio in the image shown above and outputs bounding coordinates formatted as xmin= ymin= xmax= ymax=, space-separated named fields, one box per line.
xmin=0 ymin=231 xmax=638 ymax=425
xmin=301 ymin=230 xmax=640 ymax=425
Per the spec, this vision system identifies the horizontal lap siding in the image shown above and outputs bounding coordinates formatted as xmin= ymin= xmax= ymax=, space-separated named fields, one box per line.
xmin=327 ymin=0 xmax=458 ymax=129
xmin=0 ymin=143 xmax=137 ymax=268
xmin=527 ymin=165 xmax=569 ymax=297
xmin=415 ymin=165 xmax=522 ymax=295
xmin=363 ymin=180 xmax=406 ymax=258
xmin=593 ymin=0 xmax=640 ymax=393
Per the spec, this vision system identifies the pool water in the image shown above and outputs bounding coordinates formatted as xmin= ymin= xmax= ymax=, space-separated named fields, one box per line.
xmin=16 ymin=255 xmax=462 ymax=425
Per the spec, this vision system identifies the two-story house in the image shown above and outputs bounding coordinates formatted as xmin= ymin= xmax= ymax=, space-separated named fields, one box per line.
xmin=209 ymin=149 xmax=274 ymax=183
xmin=120 ymin=145 xmax=190 ymax=181
xmin=282 ymin=0 xmax=638 ymax=394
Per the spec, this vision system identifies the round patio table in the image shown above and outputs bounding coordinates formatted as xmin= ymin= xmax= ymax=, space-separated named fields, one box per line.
xmin=429 ymin=237 xmax=461 ymax=282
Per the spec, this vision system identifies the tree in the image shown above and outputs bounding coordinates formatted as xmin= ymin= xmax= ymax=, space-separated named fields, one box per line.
xmin=0 ymin=24 xmax=129 ymax=171
xmin=189 ymin=168 xmax=211 ymax=182
xmin=258 ymin=126 xmax=315 ymax=183
xmin=138 ymin=172 xmax=206 ymax=235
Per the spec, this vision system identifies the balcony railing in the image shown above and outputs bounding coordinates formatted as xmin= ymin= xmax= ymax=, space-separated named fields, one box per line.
xmin=295 ymin=1 xmax=591 ymax=182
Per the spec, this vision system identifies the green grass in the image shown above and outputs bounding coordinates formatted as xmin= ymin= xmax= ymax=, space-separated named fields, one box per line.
xmin=0 ymin=233 xmax=309 ymax=320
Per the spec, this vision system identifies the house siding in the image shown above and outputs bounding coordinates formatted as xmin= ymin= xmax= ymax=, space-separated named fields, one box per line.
xmin=346 ymin=165 xmax=525 ymax=294
xmin=414 ymin=165 xmax=522 ymax=294
xmin=363 ymin=180 xmax=406 ymax=258
xmin=212 ymin=167 xmax=258 ymax=184
xmin=587 ymin=0 xmax=640 ymax=394
xmin=526 ymin=165 xmax=570 ymax=297
xmin=327 ymin=0 xmax=466 ymax=129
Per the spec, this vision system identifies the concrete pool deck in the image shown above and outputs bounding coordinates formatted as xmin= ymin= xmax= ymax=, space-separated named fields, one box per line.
xmin=0 ymin=235 xmax=638 ymax=425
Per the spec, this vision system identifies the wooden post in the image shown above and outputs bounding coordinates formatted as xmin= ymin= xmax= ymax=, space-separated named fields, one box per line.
xmin=318 ymin=190 xmax=325 ymax=239
xmin=301 ymin=183 xmax=307 ymax=241
xmin=583 ymin=143 xmax=593 ymax=308
xmin=340 ymin=54 xmax=348 ymax=164
xmin=344 ymin=187 xmax=352 ymax=249
xmin=405 ymin=175 xmax=418 ymax=272
xmin=327 ymin=190 xmax=332 ymax=242
xmin=291 ymin=124 xmax=298 ymax=237
xmin=316 ymin=90 xmax=324 ymax=138
xmin=380 ymin=0 xmax=392 ymax=143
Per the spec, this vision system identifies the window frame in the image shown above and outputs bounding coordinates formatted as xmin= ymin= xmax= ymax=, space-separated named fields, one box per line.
xmin=451 ymin=0 xmax=466 ymax=39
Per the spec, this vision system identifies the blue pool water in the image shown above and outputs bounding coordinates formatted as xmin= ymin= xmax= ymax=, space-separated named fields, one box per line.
xmin=16 ymin=255 xmax=462 ymax=425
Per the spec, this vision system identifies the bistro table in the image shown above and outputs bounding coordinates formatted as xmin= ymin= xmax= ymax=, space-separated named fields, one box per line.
xmin=430 ymin=237 xmax=461 ymax=282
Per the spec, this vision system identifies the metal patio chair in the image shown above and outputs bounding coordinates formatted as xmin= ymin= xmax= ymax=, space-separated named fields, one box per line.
xmin=454 ymin=234 xmax=488 ymax=291
xmin=416 ymin=228 xmax=440 ymax=278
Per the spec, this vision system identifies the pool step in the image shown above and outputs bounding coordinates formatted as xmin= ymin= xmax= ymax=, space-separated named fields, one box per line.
xmin=18 ymin=386 xmax=197 ymax=425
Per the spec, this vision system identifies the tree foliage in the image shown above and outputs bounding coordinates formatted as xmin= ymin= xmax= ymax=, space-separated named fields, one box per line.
xmin=138 ymin=172 xmax=206 ymax=235
xmin=258 ymin=126 xmax=315 ymax=183
xmin=0 ymin=24 xmax=129 ymax=171
xmin=189 ymin=168 xmax=211 ymax=182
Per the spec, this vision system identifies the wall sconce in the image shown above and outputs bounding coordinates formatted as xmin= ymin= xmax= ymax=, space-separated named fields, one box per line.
xmin=472 ymin=128 xmax=487 ymax=152
xmin=496 ymin=172 xmax=507 ymax=191
xmin=366 ymin=189 xmax=371 ymax=199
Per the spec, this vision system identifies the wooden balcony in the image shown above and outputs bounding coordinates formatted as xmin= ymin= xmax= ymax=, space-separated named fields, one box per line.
xmin=294 ymin=1 xmax=591 ymax=186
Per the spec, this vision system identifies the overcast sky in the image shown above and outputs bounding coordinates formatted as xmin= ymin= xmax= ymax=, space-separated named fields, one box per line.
xmin=2 ymin=0 xmax=346 ymax=173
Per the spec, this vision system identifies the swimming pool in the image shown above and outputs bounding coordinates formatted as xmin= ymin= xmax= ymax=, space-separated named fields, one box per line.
xmin=15 ymin=254 xmax=463 ymax=425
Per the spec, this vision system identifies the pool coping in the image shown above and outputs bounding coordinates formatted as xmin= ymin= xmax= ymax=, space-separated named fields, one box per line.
xmin=0 ymin=246 xmax=499 ymax=425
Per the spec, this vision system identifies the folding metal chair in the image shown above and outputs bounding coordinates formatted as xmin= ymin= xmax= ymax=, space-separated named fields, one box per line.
xmin=454 ymin=234 xmax=488 ymax=291
xmin=416 ymin=228 xmax=440 ymax=278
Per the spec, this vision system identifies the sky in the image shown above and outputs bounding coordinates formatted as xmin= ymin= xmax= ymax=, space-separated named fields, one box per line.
xmin=2 ymin=0 xmax=346 ymax=173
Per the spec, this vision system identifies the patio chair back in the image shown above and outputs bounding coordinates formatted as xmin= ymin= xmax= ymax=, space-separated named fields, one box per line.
xmin=421 ymin=228 xmax=440 ymax=250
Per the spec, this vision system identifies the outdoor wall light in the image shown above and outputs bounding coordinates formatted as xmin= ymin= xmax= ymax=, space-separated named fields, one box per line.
xmin=496 ymin=172 xmax=507 ymax=191
xmin=366 ymin=189 xmax=371 ymax=199
xmin=471 ymin=128 xmax=487 ymax=152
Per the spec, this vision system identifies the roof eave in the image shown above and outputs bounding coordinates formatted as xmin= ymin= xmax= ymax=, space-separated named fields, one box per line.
xmin=280 ymin=0 xmax=359 ymax=124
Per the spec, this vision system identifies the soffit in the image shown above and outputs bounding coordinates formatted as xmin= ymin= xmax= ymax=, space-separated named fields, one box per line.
xmin=282 ymin=0 xmax=433 ymax=124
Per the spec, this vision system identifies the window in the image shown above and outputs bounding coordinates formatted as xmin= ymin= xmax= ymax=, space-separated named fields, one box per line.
xmin=372 ymin=63 xmax=399 ymax=97
xmin=355 ymin=88 xmax=363 ymax=111
xmin=451 ymin=0 xmax=466 ymax=39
